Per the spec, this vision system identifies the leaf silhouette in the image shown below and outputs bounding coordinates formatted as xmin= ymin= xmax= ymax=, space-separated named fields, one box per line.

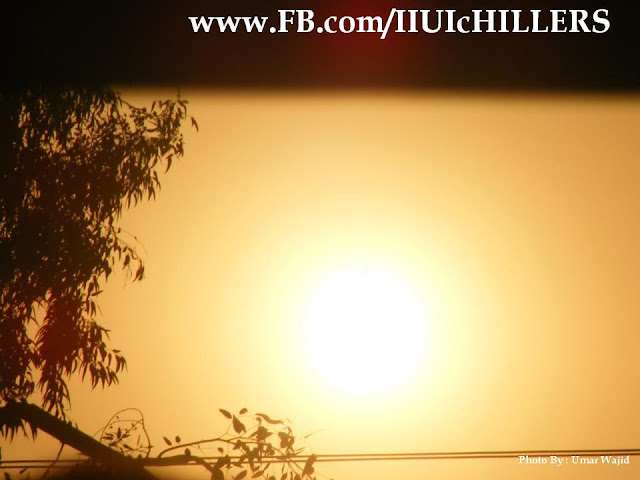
xmin=212 ymin=468 xmax=225 ymax=480
xmin=256 ymin=413 xmax=283 ymax=425
xmin=303 ymin=454 xmax=317 ymax=476
xmin=233 ymin=415 xmax=246 ymax=434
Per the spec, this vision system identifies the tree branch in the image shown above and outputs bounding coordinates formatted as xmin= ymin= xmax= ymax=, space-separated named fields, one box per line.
xmin=0 ymin=401 xmax=156 ymax=479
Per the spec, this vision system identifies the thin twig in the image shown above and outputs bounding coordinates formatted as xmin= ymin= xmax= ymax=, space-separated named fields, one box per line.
xmin=42 ymin=442 xmax=65 ymax=478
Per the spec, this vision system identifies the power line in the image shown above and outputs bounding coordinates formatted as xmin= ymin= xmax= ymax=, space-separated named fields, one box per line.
xmin=3 ymin=448 xmax=640 ymax=469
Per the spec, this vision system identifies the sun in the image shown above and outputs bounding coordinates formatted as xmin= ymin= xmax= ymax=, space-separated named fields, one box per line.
xmin=304 ymin=267 xmax=425 ymax=394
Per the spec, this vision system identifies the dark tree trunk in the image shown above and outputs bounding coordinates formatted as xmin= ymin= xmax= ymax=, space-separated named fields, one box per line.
xmin=0 ymin=402 xmax=155 ymax=479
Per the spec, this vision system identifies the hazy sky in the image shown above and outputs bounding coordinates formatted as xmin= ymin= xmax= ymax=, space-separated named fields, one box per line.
xmin=3 ymin=91 xmax=640 ymax=480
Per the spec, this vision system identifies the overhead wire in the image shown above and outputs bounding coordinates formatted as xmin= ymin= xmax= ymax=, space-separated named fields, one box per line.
xmin=3 ymin=448 xmax=640 ymax=469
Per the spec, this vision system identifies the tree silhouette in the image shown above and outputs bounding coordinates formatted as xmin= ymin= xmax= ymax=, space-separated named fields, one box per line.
xmin=0 ymin=86 xmax=195 ymax=433
xmin=0 ymin=87 xmax=320 ymax=480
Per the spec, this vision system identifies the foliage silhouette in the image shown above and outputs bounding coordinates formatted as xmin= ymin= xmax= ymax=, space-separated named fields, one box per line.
xmin=3 ymin=408 xmax=320 ymax=480
xmin=152 ymin=408 xmax=319 ymax=480
xmin=0 ymin=88 xmax=319 ymax=480
xmin=94 ymin=407 xmax=319 ymax=480
xmin=0 ymin=86 xmax=196 ymax=433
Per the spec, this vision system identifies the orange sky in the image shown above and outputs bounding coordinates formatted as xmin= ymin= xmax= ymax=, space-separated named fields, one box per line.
xmin=2 ymin=90 xmax=640 ymax=480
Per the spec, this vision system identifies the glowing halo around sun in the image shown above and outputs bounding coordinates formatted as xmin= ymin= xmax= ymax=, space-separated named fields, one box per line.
xmin=304 ymin=267 xmax=425 ymax=394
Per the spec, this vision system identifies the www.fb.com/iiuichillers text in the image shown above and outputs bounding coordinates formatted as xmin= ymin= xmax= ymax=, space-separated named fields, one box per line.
xmin=189 ymin=9 xmax=610 ymax=39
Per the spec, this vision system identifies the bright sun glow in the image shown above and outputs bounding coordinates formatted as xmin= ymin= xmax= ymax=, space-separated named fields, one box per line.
xmin=304 ymin=267 xmax=425 ymax=394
